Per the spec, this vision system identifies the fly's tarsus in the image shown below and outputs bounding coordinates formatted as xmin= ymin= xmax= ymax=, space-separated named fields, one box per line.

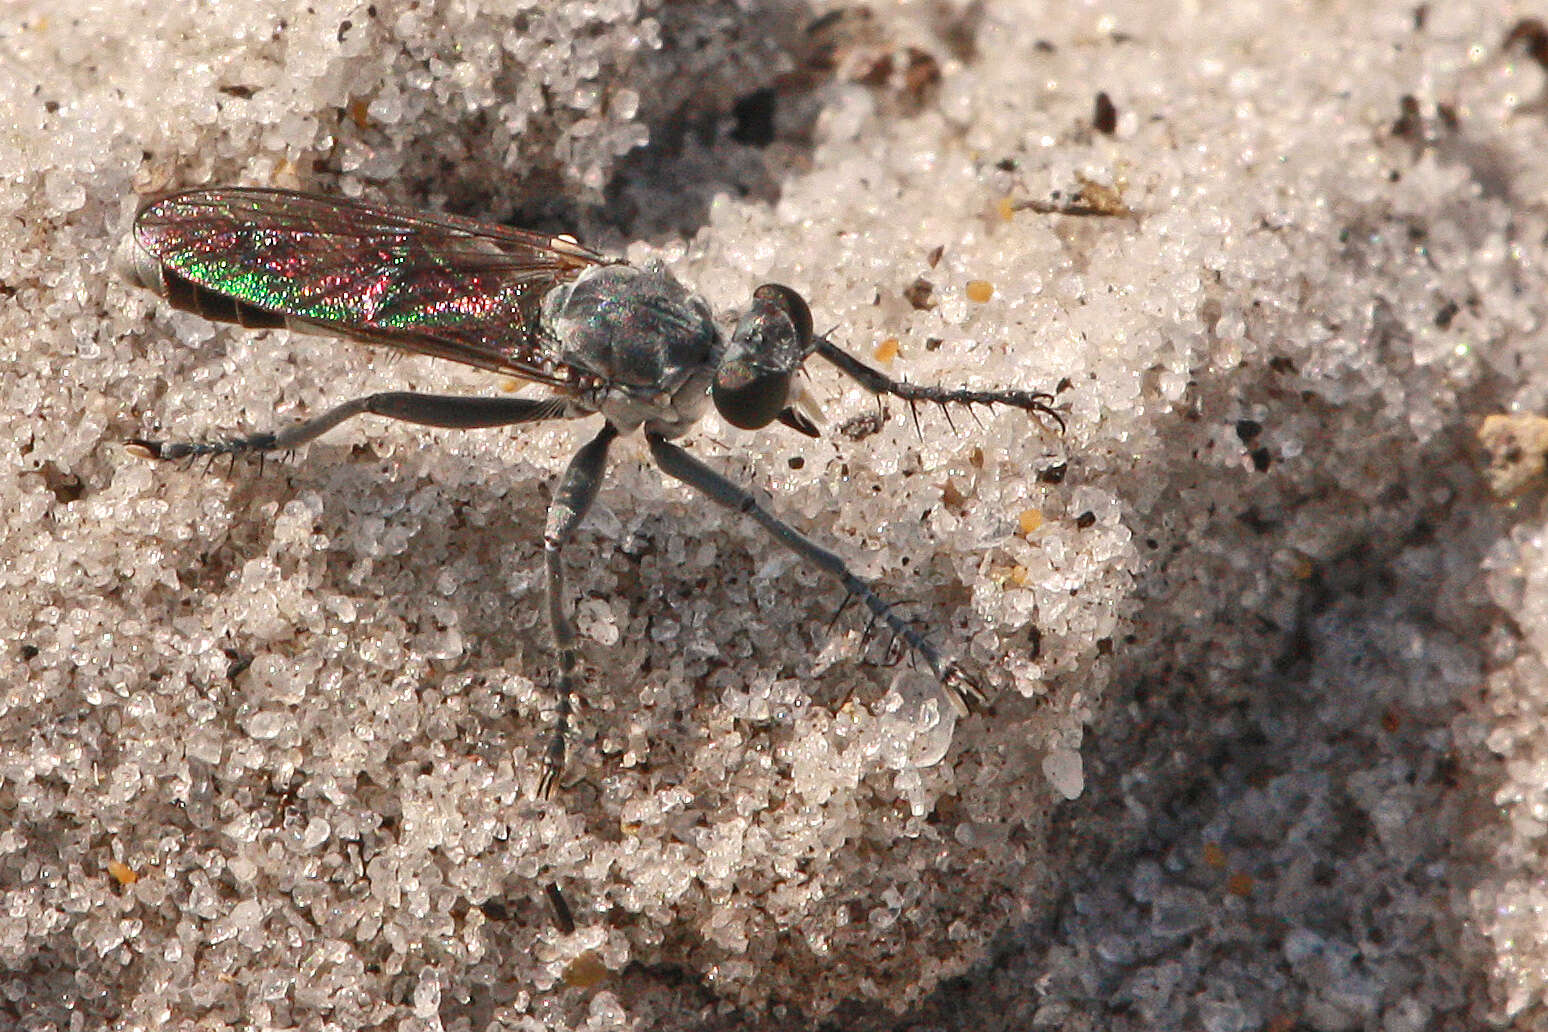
xmin=813 ymin=336 xmax=1066 ymax=432
xmin=878 ymin=379 xmax=1063 ymax=431
xmin=125 ymin=432 xmax=279 ymax=462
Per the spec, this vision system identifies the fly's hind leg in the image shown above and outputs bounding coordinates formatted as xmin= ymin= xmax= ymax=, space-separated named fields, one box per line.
xmin=128 ymin=393 xmax=574 ymax=461
xmin=537 ymin=423 xmax=618 ymax=799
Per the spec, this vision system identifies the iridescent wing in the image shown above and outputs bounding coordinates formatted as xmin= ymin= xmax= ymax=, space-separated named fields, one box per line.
xmin=133 ymin=187 xmax=617 ymax=387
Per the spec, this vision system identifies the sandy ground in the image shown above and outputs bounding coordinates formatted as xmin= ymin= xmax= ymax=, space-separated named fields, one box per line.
xmin=5 ymin=1 xmax=1548 ymax=1029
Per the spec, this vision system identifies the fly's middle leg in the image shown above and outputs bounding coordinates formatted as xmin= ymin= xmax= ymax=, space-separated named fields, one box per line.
xmin=537 ymin=423 xmax=617 ymax=799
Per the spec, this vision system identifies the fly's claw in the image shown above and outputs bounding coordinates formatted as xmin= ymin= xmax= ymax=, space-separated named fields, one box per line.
xmin=1002 ymin=391 xmax=1065 ymax=431
xmin=536 ymin=739 xmax=565 ymax=801
xmin=940 ymin=663 xmax=987 ymax=716
xmin=958 ymin=387 xmax=1064 ymax=431
xmin=124 ymin=437 xmax=177 ymax=460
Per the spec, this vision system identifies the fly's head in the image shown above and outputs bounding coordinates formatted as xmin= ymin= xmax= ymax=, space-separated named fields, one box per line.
xmin=713 ymin=284 xmax=822 ymax=437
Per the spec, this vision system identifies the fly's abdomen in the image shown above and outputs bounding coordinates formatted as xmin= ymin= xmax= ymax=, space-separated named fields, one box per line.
xmin=133 ymin=252 xmax=287 ymax=330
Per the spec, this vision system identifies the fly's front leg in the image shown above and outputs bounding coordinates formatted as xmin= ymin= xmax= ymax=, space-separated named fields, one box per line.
xmin=128 ymin=393 xmax=573 ymax=461
xmin=646 ymin=433 xmax=982 ymax=714
xmin=537 ymin=423 xmax=618 ymax=799
xmin=812 ymin=337 xmax=1065 ymax=431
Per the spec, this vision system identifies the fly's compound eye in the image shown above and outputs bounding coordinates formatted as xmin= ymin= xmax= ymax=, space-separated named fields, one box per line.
xmin=751 ymin=283 xmax=813 ymax=346
xmin=714 ymin=284 xmax=814 ymax=431
xmin=713 ymin=360 xmax=792 ymax=430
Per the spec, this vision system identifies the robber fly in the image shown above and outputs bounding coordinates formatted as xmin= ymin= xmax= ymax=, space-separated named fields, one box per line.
xmin=128 ymin=187 xmax=1061 ymax=797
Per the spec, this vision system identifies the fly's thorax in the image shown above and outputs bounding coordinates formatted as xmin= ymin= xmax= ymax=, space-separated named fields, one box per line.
xmin=541 ymin=261 xmax=722 ymax=434
xmin=594 ymin=361 xmax=714 ymax=436
xmin=542 ymin=261 xmax=720 ymax=395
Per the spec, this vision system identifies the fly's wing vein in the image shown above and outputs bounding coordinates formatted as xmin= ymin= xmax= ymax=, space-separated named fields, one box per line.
xmin=134 ymin=187 xmax=615 ymax=385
